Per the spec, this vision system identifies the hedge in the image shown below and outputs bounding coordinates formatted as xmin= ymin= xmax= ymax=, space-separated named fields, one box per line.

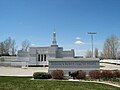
xmin=51 ymin=70 xmax=64 ymax=79
xmin=101 ymin=70 xmax=113 ymax=78
xmin=70 ymin=70 xmax=86 ymax=79
xmin=76 ymin=70 xmax=86 ymax=79
xmin=112 ymin=70 xmax=120 ymax=78
xmin=89 ymin=70 xmax=101 ymax=79
xmin=89 ymin=70 xmax=120 ymax=79
xmin=33 ymin=72 xmax=52 ymax=79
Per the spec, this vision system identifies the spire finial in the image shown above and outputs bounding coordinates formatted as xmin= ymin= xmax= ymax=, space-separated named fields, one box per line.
xmin=52 ymin=32 xmax=57 ymax=45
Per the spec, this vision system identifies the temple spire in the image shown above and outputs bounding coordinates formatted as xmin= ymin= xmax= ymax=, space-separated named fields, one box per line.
xmin=52 ymin=32 xmax=57 ymax=45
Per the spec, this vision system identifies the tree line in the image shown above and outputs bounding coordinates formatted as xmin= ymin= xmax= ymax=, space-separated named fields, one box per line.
xmin=0 ymin=37 xmax=30 ymax=56
xmin=86 ymin=35 xmax=120 ymax=59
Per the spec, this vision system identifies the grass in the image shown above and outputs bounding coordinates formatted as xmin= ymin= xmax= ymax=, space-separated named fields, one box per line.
xmin=0 ymin=76 xmax=119 ymax=90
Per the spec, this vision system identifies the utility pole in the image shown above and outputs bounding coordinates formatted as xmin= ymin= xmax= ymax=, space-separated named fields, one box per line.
xmin=88 ymin=32 xmax=96 ymax=58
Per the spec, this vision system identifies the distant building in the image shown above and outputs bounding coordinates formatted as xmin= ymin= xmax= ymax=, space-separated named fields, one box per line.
xmin=17 ymin=32 xmax=74 ymax=66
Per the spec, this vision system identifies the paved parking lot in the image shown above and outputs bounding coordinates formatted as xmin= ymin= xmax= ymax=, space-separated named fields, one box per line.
xmin=0 ymin=67 xmax=48 ymax=76
xmin=100 ymin=63 xmax=120 ymax=70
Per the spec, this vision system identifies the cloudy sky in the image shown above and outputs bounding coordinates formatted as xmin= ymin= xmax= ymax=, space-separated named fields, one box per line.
xmin=0 ymin=0 xmax=120 ymax=56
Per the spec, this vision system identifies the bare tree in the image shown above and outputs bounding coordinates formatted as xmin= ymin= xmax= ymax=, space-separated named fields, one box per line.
xmin=21 ymin=40 xmax=30 ymax=51
xmin=3 ymin=37 xmax=12 ymax=55
xmin=0 ymin=42 xmax=4 ymax=55
xmin=116 ymin=51 xmax=120 ymax=59
xmin=94 ymin=48 xmax=98 ymax=58
xmin=103 ymin=35 xmax=119 ymax=59
xmin=11 ymin=39 xmax=17 ymax=55
xmin=99 ymin=51 xmax=104 ymax=60
xmin=85 ymin=50 xmax=92 ymax=58
xmin=0 ymin=37 xmax=17 ymax=56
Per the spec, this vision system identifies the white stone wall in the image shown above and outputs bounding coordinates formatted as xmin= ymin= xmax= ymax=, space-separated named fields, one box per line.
xmin=29 ymin=57 xmax=37 ymax=65
xmin=49 ymin=59 xmax=100 ymax=76
xmin=17 ymin=57 xmax=29 ymax=62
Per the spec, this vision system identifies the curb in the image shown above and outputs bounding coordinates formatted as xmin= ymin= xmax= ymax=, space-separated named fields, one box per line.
xmin=68 ymin=79 xmax=120 ymax=88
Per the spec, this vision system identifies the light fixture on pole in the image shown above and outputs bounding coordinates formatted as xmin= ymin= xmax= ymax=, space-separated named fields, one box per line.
xmin=88 ymin=32 xmax=96 ymax=58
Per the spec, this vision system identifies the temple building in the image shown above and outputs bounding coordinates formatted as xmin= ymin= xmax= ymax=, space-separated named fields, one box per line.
xmin=17 ymin=32 xmax=99 ymax=75
xmin=17 ymin=32 xmax=74 ymax=66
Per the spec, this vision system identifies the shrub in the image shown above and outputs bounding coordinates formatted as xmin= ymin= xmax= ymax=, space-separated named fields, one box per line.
xmin=101 ymin=70 xmax=113 ymax=78
xmin=51 ymin=70 xmax=64 ymax=79
xmin=76 ymin=70 xmax=86 ymax=79
xmin=111 ymin=77 xmax=120 ymax=82
xmin=33 ymin=72 xmax=52 ymax=79
xmin=112 ymin=70 xmax=120 ymax=78
xmin=89 ymin=70 xmax=101 ymax=79
xmin=70 ymin=71 xmax=78 ymax=79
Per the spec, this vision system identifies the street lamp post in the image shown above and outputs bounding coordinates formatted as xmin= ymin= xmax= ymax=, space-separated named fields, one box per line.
xmin=88 ymin=32 xmax=96 ymax=58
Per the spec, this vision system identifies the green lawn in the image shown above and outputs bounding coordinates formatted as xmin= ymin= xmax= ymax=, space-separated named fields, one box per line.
xmin=0 ymin=76 xmax=119 ymax=90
